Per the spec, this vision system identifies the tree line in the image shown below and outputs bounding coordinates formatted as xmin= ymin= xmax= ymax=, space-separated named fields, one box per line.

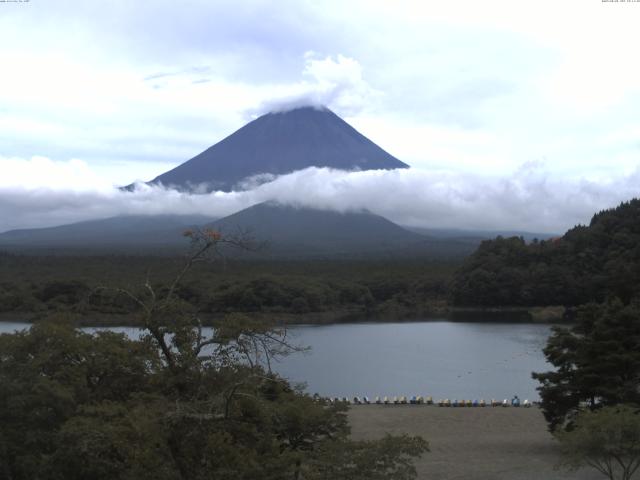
xmin=451 ymin=199 xmax=640 ymax=308
xmin=0 ymin=254 xmax=453 ymax=323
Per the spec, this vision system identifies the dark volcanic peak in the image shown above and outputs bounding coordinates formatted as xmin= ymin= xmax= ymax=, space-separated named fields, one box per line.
xmin=147 ymin=106 xmax=409 ymax=192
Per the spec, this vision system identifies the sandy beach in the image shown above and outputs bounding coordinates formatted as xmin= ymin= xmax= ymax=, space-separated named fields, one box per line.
xmin=348 ymin=405 xmax=603 ymax=480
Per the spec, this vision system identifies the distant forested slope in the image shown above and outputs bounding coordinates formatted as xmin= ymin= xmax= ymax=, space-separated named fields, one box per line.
xmin=450 ymin=199 xmax=640 ymax=307
xmin=0 ymin=254 xmax=455 ymax=323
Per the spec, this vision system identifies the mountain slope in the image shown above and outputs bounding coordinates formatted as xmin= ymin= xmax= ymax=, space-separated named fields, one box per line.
xmin=0 ymin=206 xmax=477 ymax=258
xmin=0 ymin=215 xmax=213 ymax=250
xmin=146 ymin=106 xmax=408 ymax=192
xmin=209 ymin=202 xmax=473 ymax=258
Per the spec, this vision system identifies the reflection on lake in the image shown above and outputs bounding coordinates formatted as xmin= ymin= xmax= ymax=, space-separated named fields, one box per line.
xmin=0 ymin=320 xmax=553 ymax=400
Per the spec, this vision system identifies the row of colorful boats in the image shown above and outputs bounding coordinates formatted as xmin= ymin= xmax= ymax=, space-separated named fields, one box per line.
xmin=327 ymin=396 xmax=534 ymax=407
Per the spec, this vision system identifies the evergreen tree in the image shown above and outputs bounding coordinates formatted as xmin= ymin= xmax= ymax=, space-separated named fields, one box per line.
xmin=533 ymin=300 xmax=640 ymax=431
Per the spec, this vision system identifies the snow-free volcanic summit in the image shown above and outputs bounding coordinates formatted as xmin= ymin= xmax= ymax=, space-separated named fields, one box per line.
xmin=139 ymin=106 xmax=409 ymax=192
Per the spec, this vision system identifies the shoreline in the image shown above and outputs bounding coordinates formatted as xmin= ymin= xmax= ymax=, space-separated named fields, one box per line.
xmin=348 ymin=405 xmax=600 ymax=480
xmin=0 ymin=305 xmax=568 ymax=328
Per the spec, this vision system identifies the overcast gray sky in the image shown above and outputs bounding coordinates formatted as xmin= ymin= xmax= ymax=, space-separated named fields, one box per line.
xmin=1 ymin=0 xmax=639 ymax=233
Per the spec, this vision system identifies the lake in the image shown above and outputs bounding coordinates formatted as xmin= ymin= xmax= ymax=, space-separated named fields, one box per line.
xmin=0 ymin=320 xmax=554 ymax=400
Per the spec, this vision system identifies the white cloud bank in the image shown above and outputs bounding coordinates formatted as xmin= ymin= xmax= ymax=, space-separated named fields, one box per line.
xmin=1 ymin=156 xmax=639 ymax=235
xmin=249 ymin=53 xmax=381 ymax=117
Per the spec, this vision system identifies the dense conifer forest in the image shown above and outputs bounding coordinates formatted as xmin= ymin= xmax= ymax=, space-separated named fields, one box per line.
xmin=451 ymin=199 xmax=640 ymax=309
xmin=0 ymin=254 xmax=455 ymax=325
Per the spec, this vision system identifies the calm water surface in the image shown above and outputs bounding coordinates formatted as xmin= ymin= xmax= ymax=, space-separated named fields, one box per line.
xmin=0 ymin=320 xmax=553 ymax=400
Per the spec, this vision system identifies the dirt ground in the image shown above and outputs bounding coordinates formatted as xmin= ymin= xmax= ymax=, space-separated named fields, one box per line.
xmin=348 ymin=405 xmax=604 ymax=480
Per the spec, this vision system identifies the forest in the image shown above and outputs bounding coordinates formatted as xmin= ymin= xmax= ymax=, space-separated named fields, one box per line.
xmin=450 ymin=199 xmax=640 ymax=309
xmin=0 ymin=252 xmax=456 ymax=325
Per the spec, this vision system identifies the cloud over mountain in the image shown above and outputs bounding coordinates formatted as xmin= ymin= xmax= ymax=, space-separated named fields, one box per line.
xmin=249 ymin=54 xmax=381 ymax=117
xmin=1 ymin=157 xmax=639 ymax=235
